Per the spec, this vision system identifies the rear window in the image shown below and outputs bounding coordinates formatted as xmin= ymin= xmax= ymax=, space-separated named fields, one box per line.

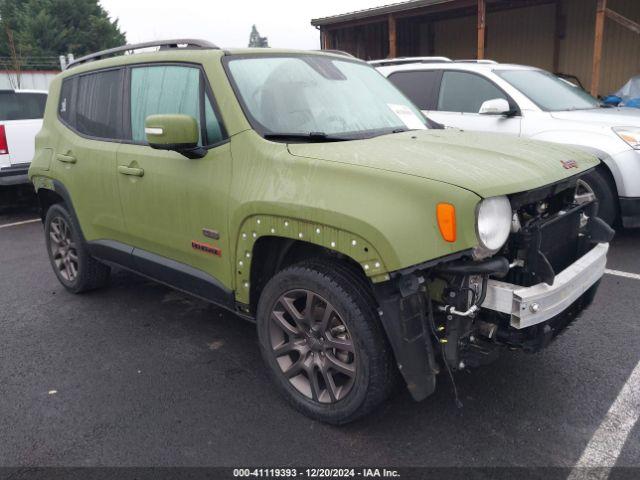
xmin=0 ymin=92 xmax=47 ymax=121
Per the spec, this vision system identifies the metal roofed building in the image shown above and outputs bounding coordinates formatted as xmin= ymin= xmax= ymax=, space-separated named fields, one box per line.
xmin=311 ymin=0 xmax=640 ymax=96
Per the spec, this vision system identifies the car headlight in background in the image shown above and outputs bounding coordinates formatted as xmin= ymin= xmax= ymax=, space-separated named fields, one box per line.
xmin=613 ymin=127 xmax=640 ymax=149
xmin=475 ymin=196 xmax=512 ymax=259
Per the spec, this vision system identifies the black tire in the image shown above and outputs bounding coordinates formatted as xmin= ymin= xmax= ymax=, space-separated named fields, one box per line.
xmin=44 ymin=203 xmax=111 ymax=293
xmin=581 ymin=168 xmax=618 ymax=226
xmin=256 ymin=259 xmax=396 ymax=424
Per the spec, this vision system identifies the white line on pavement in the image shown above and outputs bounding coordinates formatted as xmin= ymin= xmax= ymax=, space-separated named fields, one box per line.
xmin=568 ymin=360 xmax=640 ymax=480
xmin=605 ymin=269 xmax=640 ymax=281
xmin=604 ymin=268 xmax=640 ymax=280
xmin=0 ymin=218 xmax=40 ymax=229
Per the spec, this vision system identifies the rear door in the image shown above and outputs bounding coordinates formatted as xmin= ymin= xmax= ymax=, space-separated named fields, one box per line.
xmin=428 ymin=70 xmax=521 ymax=135
xmin=387 ymin=69 xmax=442 ymax=114
xmin=54 ymin=68 xmax=129 ymax=244
xmin=0 ymin=91 xmax=47 ymax=167
xmin=116 ymin=63 xmax=232 ymax=292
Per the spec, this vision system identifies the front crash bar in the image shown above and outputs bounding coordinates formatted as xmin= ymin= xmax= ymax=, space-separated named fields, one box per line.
xmin=481 ymin=243 xmax=609 ymax=329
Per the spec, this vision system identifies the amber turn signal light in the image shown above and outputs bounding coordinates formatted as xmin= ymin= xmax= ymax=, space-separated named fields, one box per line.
xmin=437 ymin=203 xmax=457 ymax=243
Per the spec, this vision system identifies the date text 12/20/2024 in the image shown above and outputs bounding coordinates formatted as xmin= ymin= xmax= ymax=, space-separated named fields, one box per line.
xmin=233 ymin=468 xmax=401 ymax=478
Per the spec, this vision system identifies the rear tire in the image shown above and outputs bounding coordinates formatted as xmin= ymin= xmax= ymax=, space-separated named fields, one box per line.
xmin=45 ymin=203 xmax=110 ymax=293
xmin=256 ymin=259 xmax=395 ymax=424
xmin=581 ymin=168 xmax=618 ymax=226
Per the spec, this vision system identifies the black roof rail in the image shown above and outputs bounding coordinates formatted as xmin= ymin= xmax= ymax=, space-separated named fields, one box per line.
xmin=67 ymin=39 xmax=219 ymax=69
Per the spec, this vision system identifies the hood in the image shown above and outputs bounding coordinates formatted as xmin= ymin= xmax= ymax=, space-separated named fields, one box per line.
xmin=550 ymin=107 xmax=640 ymax=126
xmin=288 ymin=129 xmax=599 ymax=198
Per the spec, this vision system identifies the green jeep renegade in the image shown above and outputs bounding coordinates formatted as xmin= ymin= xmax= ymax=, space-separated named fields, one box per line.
xmin=29 ymin=39 xmax=614 ymax=424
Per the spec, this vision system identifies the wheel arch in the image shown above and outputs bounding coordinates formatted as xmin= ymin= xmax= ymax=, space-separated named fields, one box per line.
xmin=234 ymin=214 xmax=391 ymax=308
xmin=248 ymin=236 xmax=373 ymax=316
xmin=33 ymin=177 xmax=87 ymax=242
xmin=32 ymin=176 xmax=65 ymax=220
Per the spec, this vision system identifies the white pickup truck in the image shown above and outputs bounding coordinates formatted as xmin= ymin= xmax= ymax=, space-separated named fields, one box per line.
xmin=0 ymin=89 xmax=47 ymax=187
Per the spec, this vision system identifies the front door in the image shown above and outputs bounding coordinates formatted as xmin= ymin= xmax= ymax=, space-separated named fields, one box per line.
xmin=116 ymin=64 xmax=232 ymax=292
xmin=426 ymin=70 xmax=522 ymax=136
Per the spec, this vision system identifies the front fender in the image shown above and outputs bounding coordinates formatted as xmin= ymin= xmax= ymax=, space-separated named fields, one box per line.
xmin=229 ymin=131 xmax=482 ymax=302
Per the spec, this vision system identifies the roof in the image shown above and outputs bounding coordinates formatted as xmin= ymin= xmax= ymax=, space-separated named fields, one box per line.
xmin=311 ymin=0 xmax=457 ymax=26
xmin=374 ymin=61 xmax=538 ymax=76
xmin=59 ymin=47 xmax=363 ymax=78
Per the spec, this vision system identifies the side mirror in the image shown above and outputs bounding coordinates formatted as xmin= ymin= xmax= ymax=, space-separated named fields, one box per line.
xmin=145 ymin=114 xmax=206 ymax=159
xmin=479 ymin=98 xmax=512 ymax=116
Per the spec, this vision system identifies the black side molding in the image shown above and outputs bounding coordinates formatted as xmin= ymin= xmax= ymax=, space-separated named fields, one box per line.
xmin=132 ymin=247 xmax=235 ymax=309
xmin=87 ymin=239 xmax=236 ymax=311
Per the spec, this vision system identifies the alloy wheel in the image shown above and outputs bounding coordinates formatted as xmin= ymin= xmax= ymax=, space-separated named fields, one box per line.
xmin=49 ymin=216 xmax=79 ymax=282
xmin=269 ymin=289 xmax=357 ymax=404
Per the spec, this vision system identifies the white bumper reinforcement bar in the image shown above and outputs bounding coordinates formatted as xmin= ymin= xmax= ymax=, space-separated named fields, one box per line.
xmin=481 ymin=243 xmax=609 ymax=330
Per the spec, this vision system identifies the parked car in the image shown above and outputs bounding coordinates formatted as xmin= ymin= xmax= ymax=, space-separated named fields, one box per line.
xmin=375 ymin=58 xmax=640 ymax=228
xmin=30 ymin=40 xmax=613 ymax=424
xmin=0 ymin=89 xmax=48 ymax=187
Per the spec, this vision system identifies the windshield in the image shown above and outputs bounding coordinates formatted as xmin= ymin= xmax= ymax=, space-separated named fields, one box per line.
xmin=226 ymin=55 xmax=428 ymax=139
xmin=495 ymin=69 xmax=600 ymax=111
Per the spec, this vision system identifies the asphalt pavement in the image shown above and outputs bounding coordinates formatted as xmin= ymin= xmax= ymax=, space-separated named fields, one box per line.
xmin=0 ymin=189 xmax=639 ymax=473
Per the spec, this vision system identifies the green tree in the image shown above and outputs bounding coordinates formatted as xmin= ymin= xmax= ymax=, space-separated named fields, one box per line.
xmin=248 ymin=25 xmax=268 ymax=48
xmin=0 ymin=0 xmax=126 ymax=68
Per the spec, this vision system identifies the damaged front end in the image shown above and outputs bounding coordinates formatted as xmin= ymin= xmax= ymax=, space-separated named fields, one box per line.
xmin=373 ymin=174 xmax=614 ymax=402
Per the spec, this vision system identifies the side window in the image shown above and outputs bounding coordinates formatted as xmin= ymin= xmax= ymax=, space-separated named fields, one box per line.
xmin=130 ymin=65 xmax=224 ymax=146
xmin=437 ymin=71 xmax=507 ymax=113
xmin=75 ymin=69 xmax=124 ymax=139
xmin=59 ymin=78 xmax=74 ymax=125
xmin=387 ymin=70 xmax=441 ymax=110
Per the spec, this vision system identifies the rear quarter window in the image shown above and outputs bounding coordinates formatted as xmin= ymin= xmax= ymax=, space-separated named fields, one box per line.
xmin=0 ymin=91 xmax=47 ymax=121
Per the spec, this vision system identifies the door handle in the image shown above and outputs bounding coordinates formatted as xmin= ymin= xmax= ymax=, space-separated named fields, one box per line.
xmin=118 ymin=165 xmax=144 ymax=177
xmin=56 ymin=153 xmax=77 ymax=164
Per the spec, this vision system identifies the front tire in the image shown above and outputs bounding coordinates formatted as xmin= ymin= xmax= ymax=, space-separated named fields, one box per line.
xmin=581 ymin=168 xmax=618 ymax=226
xmin=45 ymin=203 xmax=111 ymax=293
xmin=256 ymin=260 xmax=396 ymax=424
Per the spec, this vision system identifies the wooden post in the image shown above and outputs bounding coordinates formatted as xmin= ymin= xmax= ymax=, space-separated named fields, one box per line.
xmin=477 ymin=0 xmax=486 ymax=59
xmin=321 ymin=29 xmax=331 ymax=50
xmin=591 ymin=0 xmax=607 ymax=96
xmin=388 ymin=14 xmax=397 ymax=58
xmin=552 ymin=0 xmax=564 ymax=73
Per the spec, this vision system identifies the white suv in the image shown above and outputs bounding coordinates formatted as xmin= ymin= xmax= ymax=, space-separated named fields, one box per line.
xmin=0 ymin=89 xmax=48 ymax=187
xmin=375 ymin=58 xmax=640 ymax=228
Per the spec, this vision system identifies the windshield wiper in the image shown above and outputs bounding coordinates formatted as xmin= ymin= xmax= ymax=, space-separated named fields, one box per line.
xmin=263 ymin=132 xmax=351 ymax=142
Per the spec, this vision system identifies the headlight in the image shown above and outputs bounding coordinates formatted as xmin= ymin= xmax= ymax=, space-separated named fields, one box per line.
xmin=475 ymin=196 xmax=512 ymax=257
xmin=613 ymin=127 xmax=640 ymax=149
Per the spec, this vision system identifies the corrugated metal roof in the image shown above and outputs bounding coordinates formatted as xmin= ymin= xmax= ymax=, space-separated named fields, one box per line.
xmin=311 ymin=0 xmax=458 ymax=26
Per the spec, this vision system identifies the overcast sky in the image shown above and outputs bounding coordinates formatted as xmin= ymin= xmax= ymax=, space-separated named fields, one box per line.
xmin=98 ymin=0 xmax=378 ymax=50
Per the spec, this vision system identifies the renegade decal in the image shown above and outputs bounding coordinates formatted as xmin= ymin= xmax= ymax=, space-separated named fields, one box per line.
xmin=191 ymin=240 xmax=222 ymax=257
